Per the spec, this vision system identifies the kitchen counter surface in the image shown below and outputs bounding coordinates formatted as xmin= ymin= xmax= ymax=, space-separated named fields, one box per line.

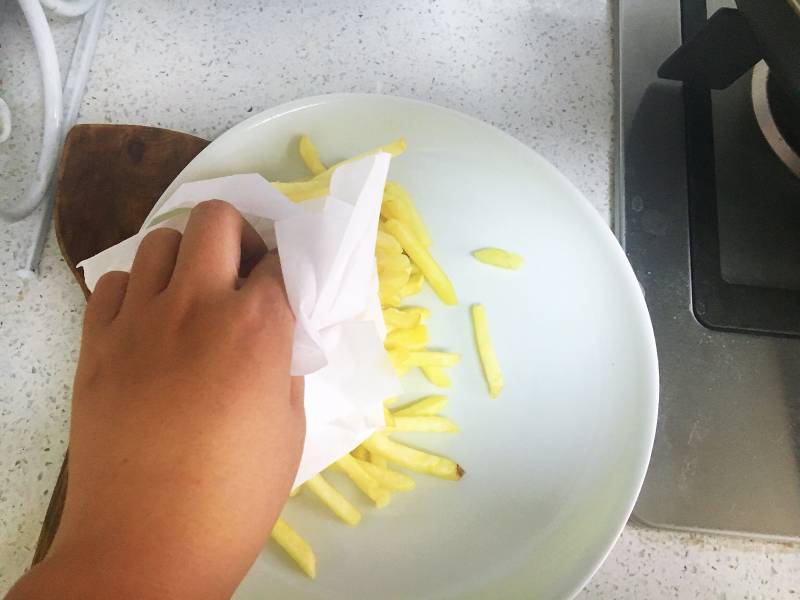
xmin=1 ymin=1 xmax=798 ymax=597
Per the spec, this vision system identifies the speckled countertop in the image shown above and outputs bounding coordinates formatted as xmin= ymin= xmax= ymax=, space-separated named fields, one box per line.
xmin=1 ymin=1 xmax=798 ymax=597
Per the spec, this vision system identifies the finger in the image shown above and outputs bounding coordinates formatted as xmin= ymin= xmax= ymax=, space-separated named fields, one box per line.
xmin=240 ymin=251 xmax=285 ymax=296
xmin=84 ymin=271 xmax=129 ymax=329
xmin=238 ymin=218 xmax=268 ymax=279
xmin=124 ymin=228 xmax=182 ymax=304
xmin=171 ymin=200 xmax=251 ymax=293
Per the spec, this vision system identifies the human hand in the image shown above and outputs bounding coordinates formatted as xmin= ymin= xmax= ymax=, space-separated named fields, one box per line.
xmin=8 ymin=200 xmax=304 ymax=600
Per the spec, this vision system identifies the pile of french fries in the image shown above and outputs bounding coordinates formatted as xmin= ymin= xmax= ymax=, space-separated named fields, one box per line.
xmin=269 ymin=136 xmax=511 ymax=579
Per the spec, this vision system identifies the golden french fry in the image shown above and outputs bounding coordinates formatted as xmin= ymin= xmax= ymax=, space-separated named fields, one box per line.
xmin=379 ymin=290 xmax=402 ymax=308
xmin=351 ymin=446 xmax=370 ymax=461
xmin=271 ymin=518 xmax=316 ymax=579
xmin=298 ymin=135 xmax=326 ymax=175
xmin=370 ymin=453 xmax=388 ymax=469
xmin=406 ymin=351 xmax=460 ymax=368
xmin=384 ymin=181 xmax=432 ymax=247
xmin=275 ymin=139 xmax=407 ymax=202
xmin=389 ymin=416 xmax=459 ymax=433
xmin=363 ymin=433 xmax=463 ymax=480
xmin=421 ymin=366 xmax=452 ymax=388
xmin=383 ymin=405 xmax=396 ymax=427
xmin=384 ymin=325 xmax=428 ymax=351
xmin=472 ymin=247 xmax=524 ymax=270
xmin=273 ymin=180 xmax=330 ymax=202
xmin=335 ymin=454 xmax=391 ymax=507
xmin=377 ymin=252 xmax=412 ymax=273
xmin=357 ymin=458 xmax=416 ymax=491
xmin=376 ymin=230 xmax=403 ymax=254
xmin=402 ymin=306 xmax=431 ymax=322
xmin=383 ymin=219 xmax=457 ymax=305
xmin=399 ymin=265 xmax=424 ymax=297
xmin=471 ymin=304 xmax=503 ymax=398
xmin=382 ymin=307 xmax=422 ymax=329
xmin=305 ymin=474 xmax=362 ymax=526
xmin=392 ymin=395 xmax=449 ymax=417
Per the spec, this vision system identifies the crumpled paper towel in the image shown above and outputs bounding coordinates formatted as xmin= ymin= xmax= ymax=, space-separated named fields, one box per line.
xmin=77 ymin=153 xmax=401 ymax=486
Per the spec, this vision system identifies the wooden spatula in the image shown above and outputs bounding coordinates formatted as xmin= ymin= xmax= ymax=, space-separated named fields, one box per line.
xmin=33 ymin=124 xmax=209 ymax=564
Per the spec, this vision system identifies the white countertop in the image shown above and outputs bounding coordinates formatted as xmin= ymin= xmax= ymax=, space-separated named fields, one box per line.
xmin=1 ymin=1 xmax=798 ymax=597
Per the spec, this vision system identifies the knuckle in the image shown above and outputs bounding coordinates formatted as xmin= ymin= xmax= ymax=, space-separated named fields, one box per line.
xmin=140 ymin=226 xmax=182 ymax=248
xmin=192 ymin=199 xmax=238 ymax=220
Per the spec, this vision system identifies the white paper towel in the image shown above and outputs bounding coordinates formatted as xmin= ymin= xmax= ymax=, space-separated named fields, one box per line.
xmin=77 ymin=153 xmax=401 ymax=486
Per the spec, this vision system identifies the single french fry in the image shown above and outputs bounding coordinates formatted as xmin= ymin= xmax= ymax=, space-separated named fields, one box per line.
xmin=421 ymin=366 xmax=452 ymax=388
xmin=402 ymin=306 xmax=431 ymax=322
xmin=273 ymin=180 xmax=330 ymax=202
xmin=383 ymin=219 xmax=457 ymax=305
xmin=380 ymin=289 xmax=402 ymax=308
xmin=351 ymin=446 xmax=370 ymax=461
xmin=382 ymin=307 xmax=421 ymax=329
xmin=383 ymin=405 xmax=396 ymax=427
xmin=384 ymin=325 xmax=428 ymax=351
xmin=363 ymin=433 xmax=463 ymax=480
xmin=392 ymin=395 xmax=449 ymax=417
xmin=357 ymin=458 xmax=416 ymax=491
xmin=376 ymin=230 xmax=403 ymax=254
xmin=275 ymin=139 xmax=407 ymax=201
xmin=406 ymin=351 xmax=460 ymax=368
xmin=305 ymin=474 xmax=362 ymax=526
xmin=271 ymin=518 xmax=316 ymax=579
xmin=384 ymin=181 xmax=432 ymax=247
xmin=298 ymin=135 xmax=326 ymax=175
xmin=335 ymin=454 xmax=391 ymax=507
xmin=471 ymin=304 xmax=503 ymax=398
xmin=389 ymin=416 xmax=459 ymax=433
xmin=370 ymin=453 xmax=388 ymax=469
xmin=377 ymin=252 xmax=412 ymax=274
xmin=472 ymin=247 xmax=524 ymax=270
xmin=400 ymin=265 xmax=424 ymax=297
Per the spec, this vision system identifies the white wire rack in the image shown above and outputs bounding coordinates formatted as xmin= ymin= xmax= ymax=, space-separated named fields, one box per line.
xmin=1 ymin=0 xmax=106 ymax=276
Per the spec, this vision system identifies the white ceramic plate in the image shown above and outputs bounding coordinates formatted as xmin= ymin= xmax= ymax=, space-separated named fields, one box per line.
xmin=153 ymin=94 xmax=658 ymax=600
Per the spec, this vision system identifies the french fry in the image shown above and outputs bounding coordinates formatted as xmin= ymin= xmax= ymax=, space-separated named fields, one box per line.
xmin=357 ymin=458 xmax=416 ymax=491
xmin=384 ymin=181 xmax=432 ymax=247
xmin=384 ymin=325 xmax=428 ymax=351
xmin=271 ymin=518 xmax=316 ymax=579
xmin=351 ymin=446 xmax=370 ymax=461
xmin=383 ymin=219 xmax=457 ymax=305
xmin=377 ymin=252 xmax=412 ymax=274
xmin=392 ymin=394 xmax=449 ymax=417
xmin=402 ymin=306 xmax=431 ymax=322
xmin=390 ymin=416 xmax=459 ymax=433
xmin=273 ymin=180 xmax=330 ymax=202
xmin=370 ymin=453 xmax=388 ymax=469
xmin=421 ymin=366 xmax=451 ymax=387
xmin=376 ymin=230 xmax=403 ymax=254
xmin=305 ymin=474 xmax=362 ymax=526
xmin=275 ymin=138 xmax=407 ymax=202
xmin=383 ymin=405 xmax=396 ymax=427
xmin=298 ymin=135 xmax=326 ymax=175
xmin=406 ymin=351 xmax=460 ymax=368
xmin=335 ymin=454 xmax=391 ymax=507
xmin=400 ymin=265 xmax=424 ymax=297
xmin=472 ymin=247 xmax=524 ymax=270
xmin=382 ymin=307 xmax=421 ymax=329
xmin=471 ymin=304 xmax=503 ymax=398
xmin=379 ymin=289 xmax=402 ymax=308
xmin=363 ymin=433 xmax=463 ymax=480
